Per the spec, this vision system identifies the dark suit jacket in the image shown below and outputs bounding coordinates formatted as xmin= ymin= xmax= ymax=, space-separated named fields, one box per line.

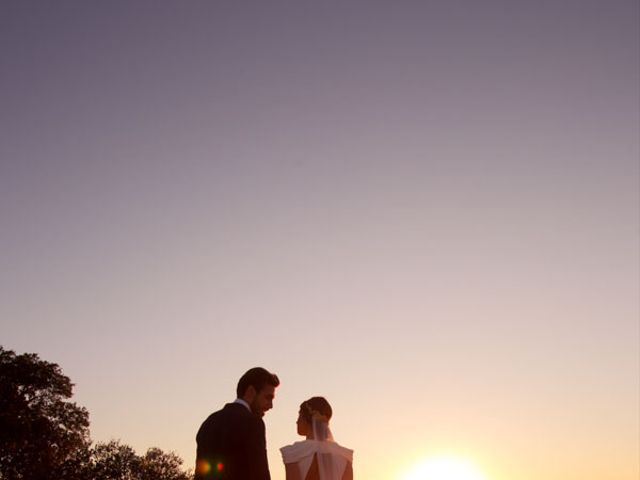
xmin=195 ymin=403 xmax=271 ymax=480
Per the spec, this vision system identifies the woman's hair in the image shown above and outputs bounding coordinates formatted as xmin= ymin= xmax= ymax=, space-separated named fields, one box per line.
xmin=236 ymin=367 xmax=280 ymax=397
xmin=299 ymin=396 xmax=333 ymax=424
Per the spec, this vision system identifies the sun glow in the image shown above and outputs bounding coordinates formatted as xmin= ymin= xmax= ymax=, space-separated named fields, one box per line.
xmin=401 ymin=455 xmax=487 ymax=480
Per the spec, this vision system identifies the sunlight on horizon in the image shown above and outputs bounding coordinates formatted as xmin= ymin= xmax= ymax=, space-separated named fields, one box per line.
xmin=400 ymin=455 xmax=487 ymax=480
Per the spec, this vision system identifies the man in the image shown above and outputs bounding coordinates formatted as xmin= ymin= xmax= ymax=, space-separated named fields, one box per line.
xmin=196 ymin=367 xmax=280 ymax=480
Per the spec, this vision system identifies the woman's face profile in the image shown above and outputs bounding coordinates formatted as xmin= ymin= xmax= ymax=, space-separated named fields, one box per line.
xmin=296 ymin=409 xmax=311 ymax=437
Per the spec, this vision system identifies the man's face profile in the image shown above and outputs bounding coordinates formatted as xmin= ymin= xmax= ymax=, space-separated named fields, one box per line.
xmin=249 ymin=384 xmax=276 ymax=417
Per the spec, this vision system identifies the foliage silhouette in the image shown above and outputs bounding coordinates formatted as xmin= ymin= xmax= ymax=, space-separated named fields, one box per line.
xmin=0 ymin=346 xmax=91 ymax=480
xmin=0 ymin=346 xmax=191 ymax=480
xmin=88 ymin=440 xmax=191 ymax=480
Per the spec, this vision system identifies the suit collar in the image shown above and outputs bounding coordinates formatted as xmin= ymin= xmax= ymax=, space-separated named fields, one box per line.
xmin=233 ymin=398 xmax=251 ymax=412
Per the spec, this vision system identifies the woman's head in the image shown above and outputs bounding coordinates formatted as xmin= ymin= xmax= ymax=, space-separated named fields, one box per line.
xmin=297 ymin=397 xmax=333 ymax=439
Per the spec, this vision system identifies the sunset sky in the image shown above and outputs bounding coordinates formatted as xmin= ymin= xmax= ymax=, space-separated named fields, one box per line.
xmin=1 ymin=2 xmax=638 ymax=479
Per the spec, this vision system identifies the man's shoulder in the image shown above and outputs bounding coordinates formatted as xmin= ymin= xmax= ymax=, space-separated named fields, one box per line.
xmin=221 ymin=402 xmax=255 ymax=417
xmin=200 ymin=403 xmax=256 ymax=428
xmin=197 ymin=403 xmax=263 ymax=444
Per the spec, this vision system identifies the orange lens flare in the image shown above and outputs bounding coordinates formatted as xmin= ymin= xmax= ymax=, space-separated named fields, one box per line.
xmin=196 ymin=459 xmax=211 ymax=475
xmin=196 ymin=458 xmax=224 ymax=476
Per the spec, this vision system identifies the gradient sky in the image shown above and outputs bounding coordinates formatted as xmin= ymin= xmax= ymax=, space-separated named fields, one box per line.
xmin=1 ymin=2 xmax=638 ymax=479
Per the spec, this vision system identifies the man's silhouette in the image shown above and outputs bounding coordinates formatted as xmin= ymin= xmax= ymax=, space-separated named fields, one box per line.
xmin=195 ymin=367 xmax=280 ymax=480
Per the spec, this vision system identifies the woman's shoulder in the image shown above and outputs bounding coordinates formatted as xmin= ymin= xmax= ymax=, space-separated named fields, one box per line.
xmin=280 ymin=440 xmax=316 ymax=462
xmin=281 ymin=440 xmax=316 ymax=452
xmin=281 ymin=440 xmax=354 ymax=463
xmin=281 ymin=440 xmax=309 ymax=449
xmin=329 ymin=442 xmax=354 ymax=462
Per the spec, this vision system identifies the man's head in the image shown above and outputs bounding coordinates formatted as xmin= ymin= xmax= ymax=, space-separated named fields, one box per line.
xmin=237 ymin=367 xmax=280 ymax=417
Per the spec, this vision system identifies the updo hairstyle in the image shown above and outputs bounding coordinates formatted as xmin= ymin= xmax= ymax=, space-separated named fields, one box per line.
xmin=300 ymin=396 xmax=333 ymax=424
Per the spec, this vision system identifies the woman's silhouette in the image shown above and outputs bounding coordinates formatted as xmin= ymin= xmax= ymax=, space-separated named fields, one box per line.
xmin=280 ymin=397 xmax=353 ymax=480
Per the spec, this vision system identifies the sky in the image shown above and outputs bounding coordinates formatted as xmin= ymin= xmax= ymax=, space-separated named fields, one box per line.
xmin=1 ymin=1 xmax=638 ymax=479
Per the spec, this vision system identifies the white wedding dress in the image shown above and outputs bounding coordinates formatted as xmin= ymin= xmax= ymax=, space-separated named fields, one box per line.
xmin=280 ymin=439 xmax=353 ymax=480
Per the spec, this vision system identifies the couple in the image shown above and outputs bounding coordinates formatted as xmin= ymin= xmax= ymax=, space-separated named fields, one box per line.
xmin=195 ymin=367 xmax=354 ymax=480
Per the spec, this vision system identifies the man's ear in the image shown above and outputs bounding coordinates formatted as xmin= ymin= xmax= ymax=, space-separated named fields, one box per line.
xmin=243 ymin=385 xmax=257 ymax=402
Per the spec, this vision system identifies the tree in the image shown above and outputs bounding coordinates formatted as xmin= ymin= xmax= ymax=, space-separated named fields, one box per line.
xmin=0 ymin=347 xmax=192 ymax=480
xmin=0 ymin=346 xmax=91 ymax=480
xmin=87 ymin=440 xmax=191 ymax=480
xmin=139 ymin=447 xmax=191 ymax=480
xmin=89 ymin=441 xmax=140 ymax=480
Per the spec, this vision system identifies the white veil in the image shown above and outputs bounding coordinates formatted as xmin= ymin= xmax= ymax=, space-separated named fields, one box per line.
xmin=312 ymin=416 xmax=340 ymax=480
xmin=312 ymin=415 xmax=333 ymax=442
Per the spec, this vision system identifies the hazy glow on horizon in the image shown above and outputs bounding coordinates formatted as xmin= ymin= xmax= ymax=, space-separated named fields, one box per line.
xmin=1 ymin=2 xmax=638 ymax=479
xmin=401 ymin=455 xmax=486 ymax=480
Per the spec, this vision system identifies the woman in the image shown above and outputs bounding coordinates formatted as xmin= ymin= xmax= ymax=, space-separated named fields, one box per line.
xmin=280 ymin=397 xmax=354 ymax=480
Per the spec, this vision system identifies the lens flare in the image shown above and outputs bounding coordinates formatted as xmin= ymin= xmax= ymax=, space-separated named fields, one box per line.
xmin=196 ymin=459 xmax=211 ymax=475
xmin=196 ymin=459 xmax=224 ymax=476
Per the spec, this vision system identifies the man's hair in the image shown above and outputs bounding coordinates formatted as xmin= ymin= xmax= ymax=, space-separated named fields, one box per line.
xmin=236 ymin=367 xmax=280 ymax=398
xmin=299 ymin=396 xmax=332 ymax=423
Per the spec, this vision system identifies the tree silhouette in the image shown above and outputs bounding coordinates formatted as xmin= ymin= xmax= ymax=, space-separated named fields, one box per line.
xmin=90 ymin=441 xmax=141 ymax=480
xmin=0 ymin=346 xmax=192 ymax=480
xmin=139 ymin=447 xmax=191 ymax=480
xmin=88 ymin=440 xmax=191 ymax=480
xmin=0 ymin=346 xmax=91 ymax=480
